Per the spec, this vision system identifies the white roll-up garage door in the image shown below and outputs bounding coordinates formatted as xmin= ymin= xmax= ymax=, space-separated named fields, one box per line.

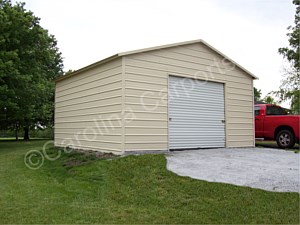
xmin=169 ymin=76 xmax=225 ymax=149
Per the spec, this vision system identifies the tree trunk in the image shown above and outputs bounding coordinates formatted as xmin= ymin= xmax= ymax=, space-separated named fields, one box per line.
xmin=24 ymin=126 xmax=30 ymax=141
xmin=15 ymin=123 xmax=19 ymax=141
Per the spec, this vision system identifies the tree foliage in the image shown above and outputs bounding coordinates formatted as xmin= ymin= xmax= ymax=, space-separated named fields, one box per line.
xmin=277 ymin=0 xmax=300 ymax=114
xmin=254 ymin=87 xmax=262 ymax=102
xmin=254 ymin=87 xmax=277 ymax=105
xmin=278 ymin=0 xmax=300 ymax=71
xmin=263 ymin=96 xmax=277 ymax=105
xmin=0 ymin=0 xmax=63 ymax=140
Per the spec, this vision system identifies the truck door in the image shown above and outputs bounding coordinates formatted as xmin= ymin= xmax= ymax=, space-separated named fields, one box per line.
xmin=255 ymin=106 xmax=264 ymax=137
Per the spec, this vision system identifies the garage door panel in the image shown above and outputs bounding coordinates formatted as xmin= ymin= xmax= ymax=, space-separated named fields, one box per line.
xmin=169 ymin=76 xmax=225 ymax=149
xmin=171 ymin=113 xmax=225 ymax=120
xmin=169 ymin=140 xmax=225 ymax=148
xmin=170 ymin=103 xmax=224 ymax=111
xmin=170 ymin=131 xmax=225 ymax=135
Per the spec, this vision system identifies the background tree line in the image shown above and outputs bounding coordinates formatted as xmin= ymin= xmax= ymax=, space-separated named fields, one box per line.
xmin=255 ymin=0 xmax=299 ymax=114
xmin=0 ymin=0 xmax=63 ymax=140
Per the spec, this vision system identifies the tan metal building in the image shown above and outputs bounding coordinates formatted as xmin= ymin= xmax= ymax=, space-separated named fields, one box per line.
xmin=55 ymin=39 xmax=257 ymax=154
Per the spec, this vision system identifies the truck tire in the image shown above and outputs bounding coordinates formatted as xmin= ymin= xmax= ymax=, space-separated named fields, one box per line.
xmin=276 ymin=129 xmax=295 ymax=149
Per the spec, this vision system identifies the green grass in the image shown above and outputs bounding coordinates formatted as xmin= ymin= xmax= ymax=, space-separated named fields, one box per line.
xmin=0 ymin=140 xmax=299 ymax=224
xmin=0 ymin=137 xmax=23 ymax=140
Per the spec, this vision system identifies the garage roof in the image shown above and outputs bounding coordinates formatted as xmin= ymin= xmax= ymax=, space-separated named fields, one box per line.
xmin=56 ymin=39 xmax=258 ymax=82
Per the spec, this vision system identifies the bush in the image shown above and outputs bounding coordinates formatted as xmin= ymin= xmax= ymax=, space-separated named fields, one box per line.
xmin=30 ymin=128 xmax=54 ymax=139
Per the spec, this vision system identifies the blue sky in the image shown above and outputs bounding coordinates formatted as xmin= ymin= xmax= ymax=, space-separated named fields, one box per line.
xmin=19 ymin=0 xmax=296 ymax=106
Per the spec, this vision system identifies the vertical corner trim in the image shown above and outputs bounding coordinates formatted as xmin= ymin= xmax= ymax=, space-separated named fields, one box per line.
xmin=121 ymin=57 xmax=126 ymax=153
xmin=251 ymin=80 xmax=255 ymax=147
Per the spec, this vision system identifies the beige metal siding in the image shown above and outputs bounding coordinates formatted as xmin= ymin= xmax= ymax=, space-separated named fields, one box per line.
xmin=123 ymin=43 xmax=254 ymax=150
xmin=55 ymin=58 xmax=123 ymax=153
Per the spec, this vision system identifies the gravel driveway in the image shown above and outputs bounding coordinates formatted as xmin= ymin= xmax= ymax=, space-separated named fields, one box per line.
xmin=166 ymin=148 xmax=300 ymax=192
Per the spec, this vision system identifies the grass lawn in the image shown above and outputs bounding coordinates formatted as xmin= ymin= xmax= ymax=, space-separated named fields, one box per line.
xmin=0 ymin=140 xmax=299 ymax=224
xmin=0 ymin=137 xmax=49 ymax=140
xmin=0 ymin=137 xmax=23 ymax=140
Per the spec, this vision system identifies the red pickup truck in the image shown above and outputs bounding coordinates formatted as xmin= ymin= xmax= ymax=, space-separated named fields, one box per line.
xmin=255 ymin=104 xmax=300 ymax=148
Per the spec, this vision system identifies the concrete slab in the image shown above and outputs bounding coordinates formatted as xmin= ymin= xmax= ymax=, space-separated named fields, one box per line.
xmin=166 ymin=148 xmax=300 ymax=192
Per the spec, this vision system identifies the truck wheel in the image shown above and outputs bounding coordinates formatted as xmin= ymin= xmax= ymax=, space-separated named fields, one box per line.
xmin=276 ymin=130 xmax=295 ymax=149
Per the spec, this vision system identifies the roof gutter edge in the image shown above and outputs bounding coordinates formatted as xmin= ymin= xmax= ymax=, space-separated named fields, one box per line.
xmin=55 ymin=54 xmax=120 ymax=82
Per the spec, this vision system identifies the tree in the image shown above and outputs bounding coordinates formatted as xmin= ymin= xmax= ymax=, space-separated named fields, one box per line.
xmin=0 ymin=0 xmax=63 ymax=140
xmin=65 ymin=69 xmax=75 ymax=75
xmin=263 ymin=96 xmax=276 ymax=104
xmin=254 ymin=87 xmax=262 ymax=102
xmin=277 ymin=0 xmax=300 ymax=114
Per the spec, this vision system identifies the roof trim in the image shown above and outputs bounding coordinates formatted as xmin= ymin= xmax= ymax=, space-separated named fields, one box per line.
xmin=200 ymin=40 xmax=258 ymax=79
xmin=56 ymin=39 xmax=258 ymax=82
xmin=118 ymin=39 xmax=203 ymax=56
xmin=55 ymin=54 xmax=119 ymax=82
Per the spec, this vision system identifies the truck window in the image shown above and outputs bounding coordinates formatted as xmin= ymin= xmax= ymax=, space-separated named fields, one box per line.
xmin=266 ymin=106 xmax=286 ymax=115
xmin=255 ymin=106 xmax=261 ymax=116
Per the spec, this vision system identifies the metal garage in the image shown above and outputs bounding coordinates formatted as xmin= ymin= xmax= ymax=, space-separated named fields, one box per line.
xmin=55 ymin=39 xmax=257 ymax=154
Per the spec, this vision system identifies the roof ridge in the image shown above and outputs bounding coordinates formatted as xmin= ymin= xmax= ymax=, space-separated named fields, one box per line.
xmin=56 ymin=39 xmax=258 ymax=82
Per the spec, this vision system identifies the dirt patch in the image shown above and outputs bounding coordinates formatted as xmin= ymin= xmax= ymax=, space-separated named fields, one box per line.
xmin=72 ymin=149 xmax=116 ymax=159
xmin=60 ymin=148 xmax=118 ymax=169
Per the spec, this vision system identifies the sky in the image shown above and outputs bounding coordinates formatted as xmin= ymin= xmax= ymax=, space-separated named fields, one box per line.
xmin=20 ymin=0 xmax=295 ymax=106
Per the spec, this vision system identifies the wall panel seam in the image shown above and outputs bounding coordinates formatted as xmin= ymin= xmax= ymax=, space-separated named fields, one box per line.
xmin=56 ymin=72 xmax=121 ymax=93
xmin=57 ymin=63 xmax=121 ymax=86
xmin=55 ymin=88 xmax=122 ymax=103
xmin=56 ymin=80 xmax=122 ymax=98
